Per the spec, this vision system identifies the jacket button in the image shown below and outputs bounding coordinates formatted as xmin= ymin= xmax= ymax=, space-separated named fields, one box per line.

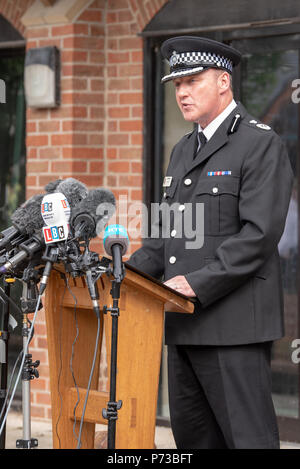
xmin=171 ymin=229 xmax=176 ymax=237
xmin=163 ymin=192 xmax=167 ymax=198
xmin=212 ymin=187 xmax=218 ymax=194
xmin=178 ymin=204 xmax=185 ymax=211
xmin=184 ymin=178 xmax=192 ymax=186
xmin=169 ymin=256 xmax=176 ymax=264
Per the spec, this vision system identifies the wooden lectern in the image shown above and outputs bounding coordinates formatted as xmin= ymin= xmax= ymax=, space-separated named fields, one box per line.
xmin=44 ymin=263 xmax=194 ymax=449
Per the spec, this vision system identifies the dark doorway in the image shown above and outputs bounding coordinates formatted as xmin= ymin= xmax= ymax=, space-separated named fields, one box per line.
xmin=0 ymin=34 xmax=26 ymax=407
xmin=231 ymin=34 xmax=299 ymax=441
xmin=0 ymin=50 xmax=26 ymax=231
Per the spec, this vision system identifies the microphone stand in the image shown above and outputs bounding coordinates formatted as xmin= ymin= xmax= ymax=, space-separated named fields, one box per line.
xmin=102 ymin=254 xmax=125 ymax=450
xmin=0 ymin=276 xmax=13 ymax=449
xmin=16 ymin=264 xmax=42 ymax=449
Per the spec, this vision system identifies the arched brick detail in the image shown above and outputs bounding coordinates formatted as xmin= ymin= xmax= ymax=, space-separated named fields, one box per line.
xmin=127 ymin=0 xmax=168 ymax=32
xmin=0 ymin=0 xmax=34 ymax=36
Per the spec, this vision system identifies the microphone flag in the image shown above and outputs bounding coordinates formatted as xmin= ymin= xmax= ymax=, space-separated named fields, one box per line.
xmin=41 ymin=192 xmax=71 ymax=244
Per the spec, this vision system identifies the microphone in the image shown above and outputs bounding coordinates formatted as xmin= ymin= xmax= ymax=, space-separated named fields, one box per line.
xmin=103 ymin=224 xmax=129 ymax=282
xmin=0 ymin=179 xmax=88 ymax=253
xmin=0 ymin=226 xmax=27 ymax=253
xmin=40 ymin=191 xmax=74 ymax=294
xmin=41 ymin=192 xmax=71 ymax=227
xmin=41 ymin=178 xmax=88 ymax=242
xmin=0 ymin=194 xmax=45 ymax=252
xmin=11 ymin=193 xmax=45 ymax=234
xmin=70 ymin=188 xmax=116 ymax=240
xmin=44 ymin=179 xmax=63 ymax=193
xmin=41 ymin=191 xmax=71 ymax=247
xmin=55 ymin=178 xmax=88 ymax=207
xmin=0 ymin=232 xmax=44 ymax=275
xmin=0 ymin=192 xmax=72 ymax=276
xmin=45 ymin=178 xmax=88 ymax=207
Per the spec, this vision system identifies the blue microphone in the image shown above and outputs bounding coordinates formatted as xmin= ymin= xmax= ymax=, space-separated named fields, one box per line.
xmin=103 ymin=224 xmax=129 ymax=282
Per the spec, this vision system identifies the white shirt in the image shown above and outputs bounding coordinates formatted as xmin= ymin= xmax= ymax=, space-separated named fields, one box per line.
xmin=198 ymin=99 xmax=237 ymax=142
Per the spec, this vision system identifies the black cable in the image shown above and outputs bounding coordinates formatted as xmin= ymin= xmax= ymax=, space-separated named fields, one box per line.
xmin=65 ymin=275 xmax=81 ymax=446
xmin=0 ymin=286 xmax=22 ymax=317
xmin=76 ymin=313 xmax=101 ymax=449
xmin=54 ymin=282 xmax=67 ymax=450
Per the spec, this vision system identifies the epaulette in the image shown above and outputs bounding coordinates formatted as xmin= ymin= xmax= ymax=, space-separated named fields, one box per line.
xmin=243 ymin=118 xmax=272 ymax=131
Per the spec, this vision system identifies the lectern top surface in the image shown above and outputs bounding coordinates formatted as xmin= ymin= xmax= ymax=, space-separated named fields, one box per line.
xmin=123 ymin=260 xmax=196 ymax=304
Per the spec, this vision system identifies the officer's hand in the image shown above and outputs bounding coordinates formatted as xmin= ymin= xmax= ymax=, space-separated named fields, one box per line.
xmin=164 ymin=275 xmax=196 ymax=297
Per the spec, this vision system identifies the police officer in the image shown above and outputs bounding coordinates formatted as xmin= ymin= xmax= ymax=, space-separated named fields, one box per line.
xmin=128 ymin=36 xmax=294 ymax=449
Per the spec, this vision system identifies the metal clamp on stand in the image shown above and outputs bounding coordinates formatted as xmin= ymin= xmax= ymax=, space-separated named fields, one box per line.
xmin=22 ymin=354 xmax=40 ymax=382
xmin=102 ymin=399 xmax=122 ymax=421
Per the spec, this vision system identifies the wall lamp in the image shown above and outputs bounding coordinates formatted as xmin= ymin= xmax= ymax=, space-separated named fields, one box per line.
xmin=24 ymin=46 xmax=60 ymax=108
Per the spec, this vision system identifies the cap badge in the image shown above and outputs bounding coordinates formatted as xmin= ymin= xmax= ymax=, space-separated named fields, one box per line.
xmin=170 ymin=50 xmax=180 ymax=67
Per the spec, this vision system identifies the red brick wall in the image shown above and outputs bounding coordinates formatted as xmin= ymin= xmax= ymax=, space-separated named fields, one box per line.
xmin=0 ymin=0 xmax=168 ymax=420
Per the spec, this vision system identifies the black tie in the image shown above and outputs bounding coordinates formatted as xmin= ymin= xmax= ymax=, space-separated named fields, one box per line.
xmin=194 ymin=131 xmax=207 ymax=158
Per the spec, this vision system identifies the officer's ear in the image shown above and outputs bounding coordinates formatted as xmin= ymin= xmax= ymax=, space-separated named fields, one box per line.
xmin=216 ymin=70 xmax=232 ymax=94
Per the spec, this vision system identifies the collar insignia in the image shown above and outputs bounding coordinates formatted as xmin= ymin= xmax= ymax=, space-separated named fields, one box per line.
xmin=163 ymin=176 xmax=173 ymax=187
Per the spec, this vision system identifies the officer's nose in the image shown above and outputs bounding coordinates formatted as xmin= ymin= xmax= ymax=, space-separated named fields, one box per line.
xmin=176 ymin=83 xmax=189 ymax=99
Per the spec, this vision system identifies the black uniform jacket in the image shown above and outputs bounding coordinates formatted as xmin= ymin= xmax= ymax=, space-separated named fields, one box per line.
xmin=128 ymin=102 xmax=294 ymax=346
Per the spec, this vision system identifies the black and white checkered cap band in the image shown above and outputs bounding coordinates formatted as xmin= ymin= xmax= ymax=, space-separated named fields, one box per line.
xmin=162 ymin=50 xmax=233 ymax=83
xmin=170 ymin=51 xmax=233 ymax=71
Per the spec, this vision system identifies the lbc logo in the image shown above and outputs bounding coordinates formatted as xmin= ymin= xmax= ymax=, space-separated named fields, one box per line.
xmin=43 ymin=224 xmax=67 ymax=243
xmin=41 ymin=202 xmax=53 ymax=213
